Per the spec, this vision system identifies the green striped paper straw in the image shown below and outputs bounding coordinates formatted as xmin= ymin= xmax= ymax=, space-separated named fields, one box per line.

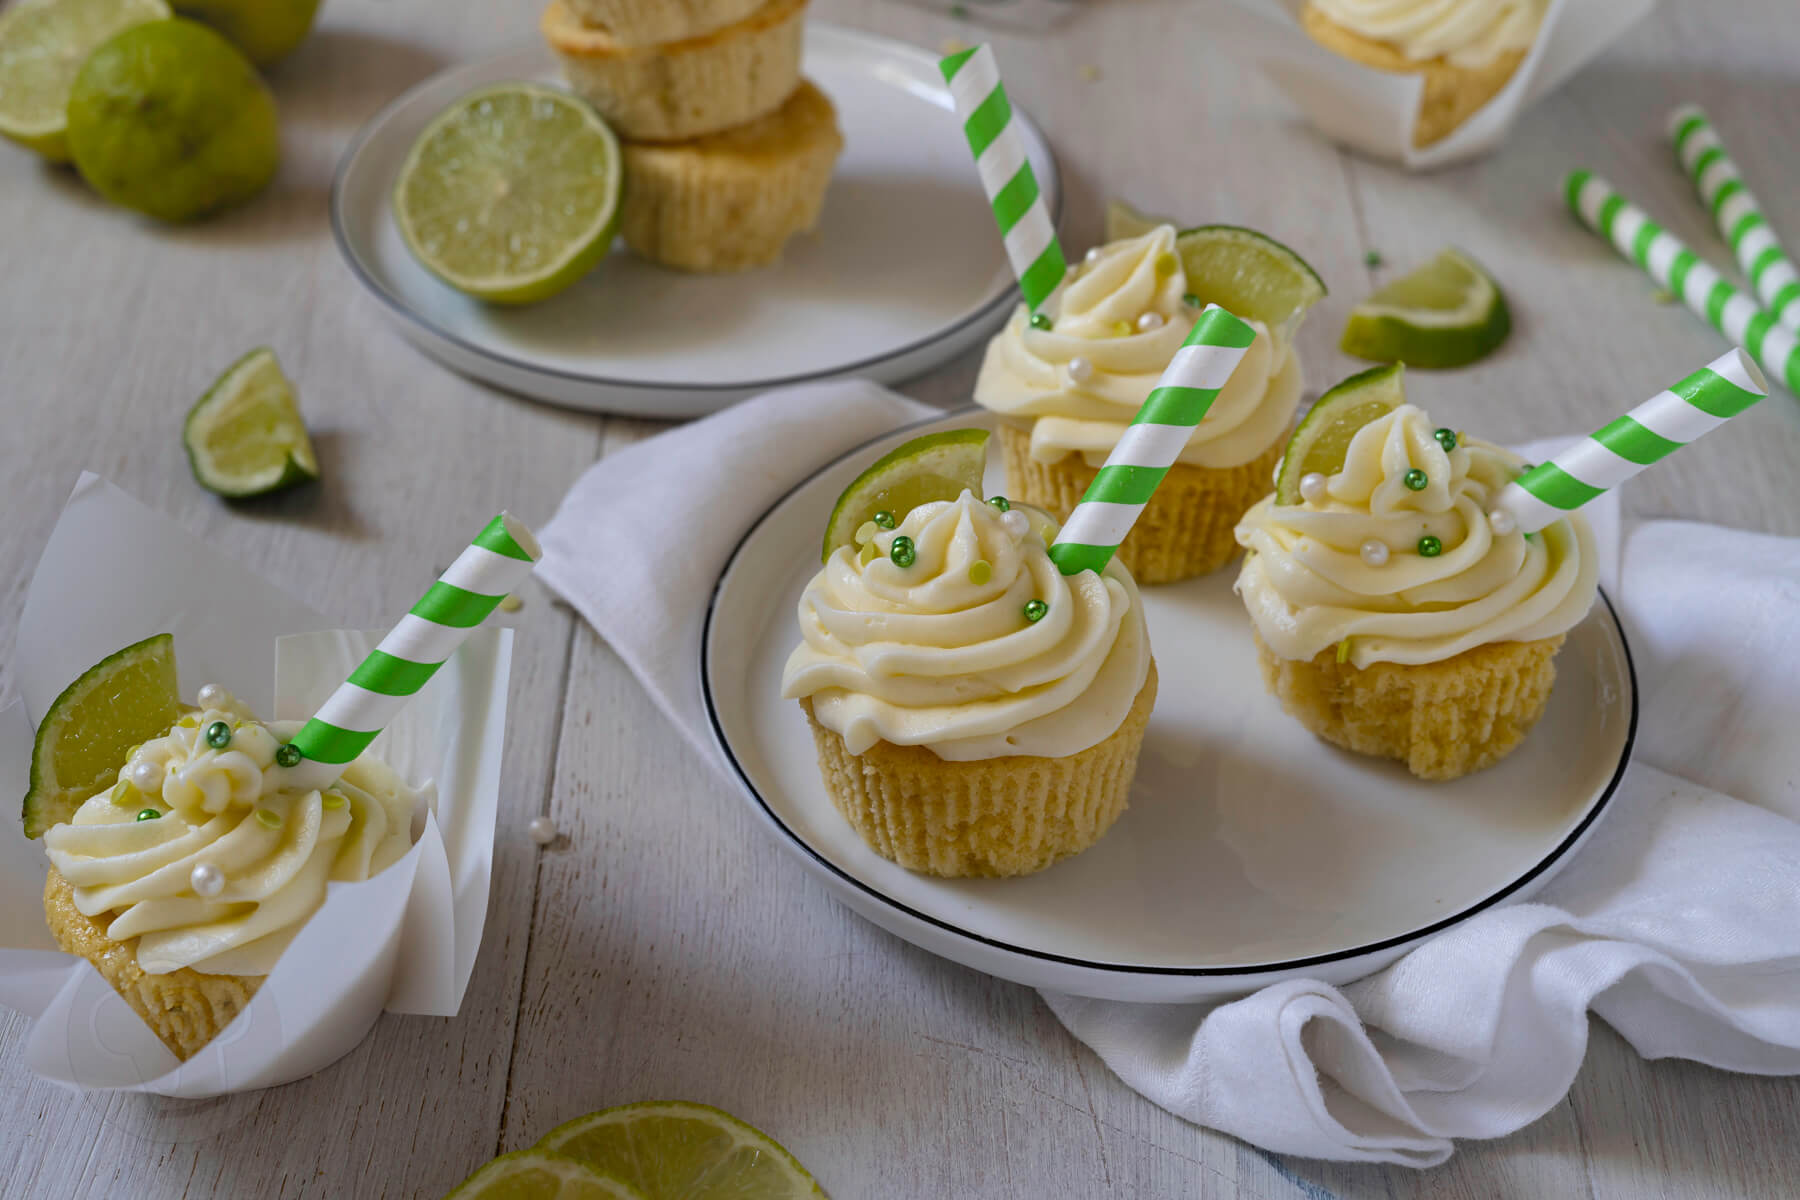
xmin=1669 ymin=106 xmax=1800 ymax=333
xmin=280 ymin=513 xmax=540 ymax=790
xmin=1491 ymin=347 xmax=1767 ymax=534
xmin=1566 ymin=170 xmax=1800 ymax=396
xmin=940 ymin=44 xmax=1065 ymax=313
xmin=1048 ymin=305 xmax=1257 ymax=575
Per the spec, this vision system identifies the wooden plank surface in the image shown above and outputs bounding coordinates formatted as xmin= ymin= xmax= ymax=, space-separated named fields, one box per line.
xmin=1 ymin=0 xmax=1796 ymax=1196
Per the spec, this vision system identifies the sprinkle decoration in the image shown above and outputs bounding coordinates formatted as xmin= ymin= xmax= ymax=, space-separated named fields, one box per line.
xmin=939 ymin=45 xmax=1066 ymax=313
xmin=1298 ymin=472 xmax=1327 ymax=504
xmin=1403 ymin=468 xmax=1428 ymax=491
xmin=136 ymin=809 xmax=161 ymax=822
xmin=1669 ymin=106 xmax=1800 ymax=333
xmin=1137 ymin=312 xmax=1166 ymax=332
xmin=1564 ymin=170 xmax=1800 ymax=395
xmin=280 ymin=513 xmax=541 ymax=791
xmin=1359 ymin=539 xmax=1389 ymax=566
xmin=1490 ymin=346 xmax=1768 ymax=534
xmin=1066 ymin=357 xmax=1094 ymax=384
xmin=1023 ymin=599 xmax=1048 ymax=622
xmin=1182 ymin=292 xmax=1201 ymax=308
xmin=528 ymin=816 xmax=559 ymax=846
xmin=190 ymin=863 xmax=225 ymax=898
xmin=987 ymin=495 xmax=1010 ymax=512
xmin=1048 ymin=304 xmax=1257 ymax=576
xmin=1417 ymin=536 xmax=1443 ymax=558
xmin=205 ymin=720 xmax=232 ymax=749
xmin=322 ymin=791 xmax=348 ymax=811
xmin=255 ymin=808 xmax=282 ymax=830
xmin=128 ymin=760 xmax=161 ymax=793
xmin=110 ymin=780 xmax=135 ymax=806
xmin=872 ymin=510 xmax=896 ymax=529
xmin=275 ymin=743 xmax=302 ymax=768
xmin=1434 ymin=428 xmax=1457 ymax=451
xmin=889 ymin=535 xmax=916 ymax=567
xmin=969 ymin=560 xmax=993 ymax=585
xmin=1030 ymin=313 xmax=1052 ymax=331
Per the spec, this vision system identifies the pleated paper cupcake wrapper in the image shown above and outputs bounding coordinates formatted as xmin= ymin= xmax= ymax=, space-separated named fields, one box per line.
xmin=0 ymin=475 xmax=512 ymax=1096
xmin=1217 ymin=0 xmax=1656 ymax=169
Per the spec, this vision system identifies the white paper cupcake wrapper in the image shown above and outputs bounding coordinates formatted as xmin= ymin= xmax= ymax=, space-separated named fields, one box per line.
xmin=0 ymin=474 xmax=511 ymax=1095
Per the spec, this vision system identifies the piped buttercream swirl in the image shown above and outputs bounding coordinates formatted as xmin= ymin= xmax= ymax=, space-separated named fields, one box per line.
xmin=1309 ymin=0 xmax=1547 ymax=68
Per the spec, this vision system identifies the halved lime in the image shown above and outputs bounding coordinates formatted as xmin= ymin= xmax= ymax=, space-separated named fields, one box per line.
xmin=445 ymin=1150 xmax=645 ymax=1200
xmin=1274 ymin=363 xmax=1406 ymax=505
xmin=23 ymin=632 xmax=181 ymax=839
xmin=1340 ymin=247 xmax=1510 ymax=368
xmin=183 ymin=348 xmax=319 ymax=498
xmin=0 ymin=0 xmax=170 ymax=161
xmin=394 ymin=83 xmax=623 ymax=305
xmin=538 ymin=1102 xmax=823 ymax=1200
xmin=821 ymin=428 xmax=990 ymax=562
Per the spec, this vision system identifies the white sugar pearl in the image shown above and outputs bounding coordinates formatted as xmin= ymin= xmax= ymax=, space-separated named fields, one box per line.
xmin=1084 ymin=246 xmax=1102 ymax=266
xmin=1001 ymin=510 xmax=1030 ymax=538
xmin=1066 ymin=357 xmax=1094 ymax=384
xmin=1299 ymin=472 xmax=1327 ymax=504
xmin=1488 ymin=509 xmax=1517 ymax=535
xmin=1136 ymin=311 xmax=1165 ymax=333
xmin=1360 ymin=539 xmax=1390 ymax=566
xmin=196 ymin=684 xmax=227 ymax=709
xmin=190 ymin=863 xmax=225 ymax=898
xmin=128 ymin=759 xmax=162 ymax=794
xmin=528 ymin=816 xmax=559 ymax=846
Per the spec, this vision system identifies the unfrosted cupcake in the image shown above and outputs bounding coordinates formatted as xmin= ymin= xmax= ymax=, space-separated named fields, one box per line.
xmin=1300 ymin=0 xmax=1546 ymax=147
xmin=782 ymin=490 xmax=1155 ymax=877
xmin=1234 ymin=385 xmax=1597 ymax=779
xmin=975 ymin=225 xmax=1312 ymax=584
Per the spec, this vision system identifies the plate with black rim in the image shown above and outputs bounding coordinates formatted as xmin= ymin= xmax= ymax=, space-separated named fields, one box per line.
xmin=330 ymin=27 xmax=1057 ymax=418
xmin=702 ymin=409 xmax=1637 ymax=1003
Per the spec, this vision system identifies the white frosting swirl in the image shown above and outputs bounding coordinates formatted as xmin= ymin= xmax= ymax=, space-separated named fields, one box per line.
xmin=781 ymin=492 xmax=1150 ymax=760
xmin=973 ymin=226 xmax=1302 ymax=469
xmin=44 ymin=691 xmax=417 ymax=976
xmin=1233 ymin=404 xmax=1598 ymax=666
xmin=1310 ymin=0 xmax=1547 ymax=68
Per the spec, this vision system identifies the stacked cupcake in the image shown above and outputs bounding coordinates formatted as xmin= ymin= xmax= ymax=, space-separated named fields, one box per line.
xmin=542 ymin=0 xmax=844 ymax=272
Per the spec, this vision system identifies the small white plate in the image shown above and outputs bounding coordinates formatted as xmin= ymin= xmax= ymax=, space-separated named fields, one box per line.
xmin=329 ymin=29 xmax=1057 ymax=418
xmin=703 ymin=410 xmax=1638 ymax=1003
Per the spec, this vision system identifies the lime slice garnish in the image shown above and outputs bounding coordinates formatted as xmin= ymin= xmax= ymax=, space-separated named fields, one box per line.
xmin=23 ymin=632 xmax=181 ymax=839
xmin=538 ymin=1102 xmax=824 ymax=1200
xmin=1274 ymin=363 xmax=1407 ymax=505
xmin=0 ymin=0 xmax=170 ymax=161
xmin=822 ymin=428 xmax=990 ymax=562
xmin=1103 ymin=203 xmax=1327 ymax=334
xmin=1340 ymin=247 xmax=1511 ymax=368
xmin=183 ymin=348 xmax=319 ymax=498
xmin=394 ymin=82 xmax=623 ymax=305
xmin=445 ymin=1150 xmax=646 ymax=1200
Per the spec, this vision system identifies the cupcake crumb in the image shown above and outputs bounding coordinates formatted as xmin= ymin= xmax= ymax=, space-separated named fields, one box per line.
xmin=1078 ymin=64 xmax=1100 ymax=82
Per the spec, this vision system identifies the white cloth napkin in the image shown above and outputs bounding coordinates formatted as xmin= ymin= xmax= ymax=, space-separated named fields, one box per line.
xmin=537 ymin=382 xmax=1800 ymax=1168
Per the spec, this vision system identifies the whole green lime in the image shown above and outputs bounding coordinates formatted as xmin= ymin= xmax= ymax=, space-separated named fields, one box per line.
xmin=66 ymin=18 xmax=279 ymax=223
xmin=172 ymin=0 xmax=322 ymax=67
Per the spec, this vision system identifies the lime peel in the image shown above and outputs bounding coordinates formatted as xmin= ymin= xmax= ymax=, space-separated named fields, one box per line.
xmin=1341 ymin=247 xmax=1510 ymax=368
xmin=537 ymin=1100 xmax=823 ymax=1200
xmin=183 ymin=348 xmax=319 ymax=498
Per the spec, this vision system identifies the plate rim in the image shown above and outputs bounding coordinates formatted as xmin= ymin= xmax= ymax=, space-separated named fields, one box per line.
xmin=700 ymin=406 xmax=1641 ymax=978
xmin=327 ymin=27 xmax=1061 ymax=397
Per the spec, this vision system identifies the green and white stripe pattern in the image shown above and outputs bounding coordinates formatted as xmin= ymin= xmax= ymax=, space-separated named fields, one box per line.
xmin=1669 ymin=105 xmax=1800 ymax=333
xmin=1492 ymin=348 xmax=1768 ymax=534
xmin=281 ymin=513 xmax=540 ymax=789
xmin=940 ymin=44 xmax=1065 ymax=313
xmin=1048 ymin=305 xmax=1257 ymax=575
xmin=1566 ymin=170 xmax=1800 ymax=396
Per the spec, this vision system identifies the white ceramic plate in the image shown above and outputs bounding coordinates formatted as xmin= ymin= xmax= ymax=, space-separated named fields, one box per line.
xmin=703 ymin=410 xmax=1638 ymax=1003
xmin=329 ymin=28 xmax=1057 ymax=418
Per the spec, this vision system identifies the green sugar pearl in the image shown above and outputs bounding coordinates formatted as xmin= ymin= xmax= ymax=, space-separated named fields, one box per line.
xmin=1418 ymin=535 xmax=1444 ymax=557
xmin=1182 ymin=292 xmax=1201 ymax=308
xmin=1403 ymin=469 xmax=1429 ymax=491
xmin=872 ymin=510 xmax=896 ymax=530
xmin=1029 ymin=313 xmax=1052 ymax=331
xmin=889 ymin=535 xmax=916 ymax=567
xmin=1023 ymin=599 xmax=1048 ymax=622
xmin=255 ymin=808 xmax=283 ymax=830
xmin=987 ymin=495 xmax=1010 ymax=512
xmin=1433 ymin=428 xmax=1458 ymax=452
xmin=968 ymin=560 xmax=992 ymax=585
xmin=205 ymin=721 xmax=232 ymax=749
xmin=136 ymin=808 xmax=162 ymax=822
xmin=275 ymin=743 xmax=302 ymax=768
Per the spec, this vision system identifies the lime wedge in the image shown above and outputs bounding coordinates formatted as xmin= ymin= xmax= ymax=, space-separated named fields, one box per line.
xmin=1274 ymin=363 xmax=1406 ymax=505
xmin=183 ymin=348 xmax=319 ymax=498
xmin=1176 ymin=225 xmax=1327 ymax=335
xmin=1104 ymin=197 xmax=1165 ymax=242
xmin=23 ymin=632 xmax=181 ymax=839
xmin=394 ymin=83 xmax=623 ymax=305
xmin=822 ymin=428 xmax=990 ymax=562
xmin=0 ymin=0 xmax=170 ymax=161
xmin=445 ymin=1150 xmax=645 ymax=1200
xmin=1341 ymin=247 xmax=1510 ymax=368
xmin=538 ymin=1102 xmax=823 ymax=1200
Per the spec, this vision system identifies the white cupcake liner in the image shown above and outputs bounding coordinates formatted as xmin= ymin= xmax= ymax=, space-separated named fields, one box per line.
xmin=0 ymin=475 xmax=512 ymax=1096
xmin=1218 ymin=0 xmax=1657 ymax=169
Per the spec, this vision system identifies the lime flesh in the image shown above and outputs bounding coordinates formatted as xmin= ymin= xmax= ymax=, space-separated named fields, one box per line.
xmin=394 ymin=83 xmax=624 ymax=305
xmin=184 ymin=348 xmax=319 ymax=498
xmin=0 ymin=0 xmax=171 ymax=161
xmin=22 ymin=632 xmax=181 ymax=838
xmin=822 ymin=428 xmax=990 ymax=562
xmin=538 ymin=1102 xmax=823 ymax=1200
xmin=1341 ymin=247 xmax=1510 ymax=368
xmin=1274 ymin=363 xmax=1407 ymax=505
xmin=444 ymin=1150 xmax=646 ymax=1200
xmin=1102 ymin=204 xmax=1327 ymax=335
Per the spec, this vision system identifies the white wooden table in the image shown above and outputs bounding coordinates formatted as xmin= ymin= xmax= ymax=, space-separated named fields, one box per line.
xmin=3 ymin=0 xmax=1798 ymax=1195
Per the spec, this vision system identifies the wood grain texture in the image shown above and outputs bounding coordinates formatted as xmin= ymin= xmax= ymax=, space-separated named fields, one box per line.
xmin=1 ymin=0 xmax=1796 ymax=1196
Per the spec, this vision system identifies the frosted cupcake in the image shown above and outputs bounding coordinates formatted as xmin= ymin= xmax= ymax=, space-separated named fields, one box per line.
xmin=39 ymin=679 xmax=417 ymax=1059
xmin=1301 ymin=0 xmax=1546 ymax=147
xmin=782 ymin=484 xmax=1155 ymax=877
xmin=1234 ymin=370 xmax=1597 ymax=779
xmin=975 ymin=224 xmax=1319 ymax=583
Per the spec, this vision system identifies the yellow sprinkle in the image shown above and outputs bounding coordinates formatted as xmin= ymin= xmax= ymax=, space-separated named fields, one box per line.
xmin=969 ymin=560 xmax=992 ymax=585
xmin=1111 ymin=320 xmax=1133 ymax=337
xmin=110 ymin=779 xmax=137 ymax=807
xmin=941 ymin=37 xmax=971 ymax=56
xmin=255 ymin=808 xmax=282 ymax=830
xmin=855 ymin=520 xmax=879 ymax=546
xmin=858 ymin=541 xmax=880 ymax=566
xmin=498 ymin=593 xmax=524 ymax=612
xmin=321 ymin=792 xmax=348 ymax=811
xmin=1078 ymin=64 xmax=1101 ymax=82
xmin=1336 ymin=638 xmax=1352 ymax=664
xmin=126 ymin=743 xmax=143 ymax=760
xmin=177 ymin=716 xmax=199 ymax=729
xmin=1155 ymin=253 xmax=1178 ymax=277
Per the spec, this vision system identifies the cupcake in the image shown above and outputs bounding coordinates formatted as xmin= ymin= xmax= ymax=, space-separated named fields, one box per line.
xmin=1233 ymin=382 xmax=1598 ymax=780
xmin=39 ymin=683 xmax=417 ymax=1059
xmin=1300 ymin=0 xmax=1546 ymax=148
xmin=976 ymin=225 xmax=1312 ymax=584
xmin=560 ymin=0 xmax=766 ymax=46
xmin=782 ymin=490 xmax=1156 ymax=877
